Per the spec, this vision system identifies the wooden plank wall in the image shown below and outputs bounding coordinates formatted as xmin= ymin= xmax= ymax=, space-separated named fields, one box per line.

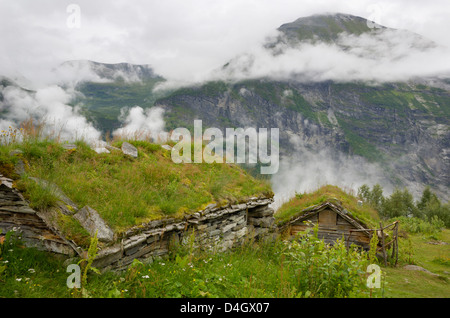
xmin=289 ymin=208 xmax=370 ymax=249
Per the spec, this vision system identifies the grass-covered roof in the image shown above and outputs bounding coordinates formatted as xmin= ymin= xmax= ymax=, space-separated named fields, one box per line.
xmin=274 ymin=184 xmax=380 ymax=228
xmin=0 ymin=137 xmax=272 ymax=245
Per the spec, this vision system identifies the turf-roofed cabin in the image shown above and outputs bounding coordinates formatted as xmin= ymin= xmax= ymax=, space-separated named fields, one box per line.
xmin=279 ymin=201 xmax=374 ymax=250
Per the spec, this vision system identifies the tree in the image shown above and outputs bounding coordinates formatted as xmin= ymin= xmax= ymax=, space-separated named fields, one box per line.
xmin=417 ymin=187 xmax=450 ymax=227
xmin=369 ymin=184 xmax=384 ymax=211
xmin=357 ymin=184 xmax=371 ymax=202
xmin=381 ymin=188 xmax=417 ymax=219
xmin=357 ymin=183 xmax=384 ymax=211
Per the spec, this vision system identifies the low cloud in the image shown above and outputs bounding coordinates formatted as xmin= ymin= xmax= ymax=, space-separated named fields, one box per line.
xmin=112 ymin=106 xmax=168 ymax=142
xmin=270 ymin=146 xmax=394 ymax=211
xmin=0 ymin=84 xmax=102 ymax=143
xmin=213 ymin=28 xmax=450 ymax=84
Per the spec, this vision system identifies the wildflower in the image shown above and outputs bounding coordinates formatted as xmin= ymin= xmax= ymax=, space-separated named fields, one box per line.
xmin=16 ymin=278 xmax=22 ymax=282
xmin=142 ymin=275 xmax=149 ymax=279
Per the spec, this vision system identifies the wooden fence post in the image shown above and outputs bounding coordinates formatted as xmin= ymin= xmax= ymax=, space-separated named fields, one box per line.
xmin=379 ymin=222 xmax=387 ymax=266
xmin=393 ymin=221 xmax=399 ymax=266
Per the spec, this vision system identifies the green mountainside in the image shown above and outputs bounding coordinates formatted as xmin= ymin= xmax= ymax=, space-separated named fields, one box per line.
xmin=1 ymin=13 xmax=449 ymax=202
xmin=154 ymin=78 xmax=449 ymax=200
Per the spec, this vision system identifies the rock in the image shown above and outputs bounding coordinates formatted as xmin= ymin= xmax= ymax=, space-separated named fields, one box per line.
xmin=426 ymin=241 xmax=448 ymax=245
xmin=9 ymin=149 xmax=23 ymax=156
xmin=93 ymin=147 xmax=110 ymax=154
xmin=14 ymin=159 xmax=26 ymax=176
xmin=403 ymin=265 xmax=439 ymax=276
xmin=62 ymin=144 xmax=77 ymax=150
xmin=248 ymin=207 xmax=274 ymax=218
xmin=105 ymin=145 xmax=121 ymax=151
xmin=248 ymin=216 xmax=274 ymax=228
xmin=121 ymin=142 xmax=138 ymax=158
xmin=0 ymin=176 xmax=13 ymax=188
xmin=73 ymin=206 xmax=114 ymax=243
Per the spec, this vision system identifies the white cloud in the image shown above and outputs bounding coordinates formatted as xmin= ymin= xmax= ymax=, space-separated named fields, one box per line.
xmin=1 ymin=0 xmax=449 ymax=84
xmin=0 ymin=84 xmax=102 ymax=143
xmin=113 ymin=106 xmax=168 ymax=142
xmin=214 ymin=28 xmax=450 ymax=84
xmin=270 ymin=145 xmax=394 ymax=211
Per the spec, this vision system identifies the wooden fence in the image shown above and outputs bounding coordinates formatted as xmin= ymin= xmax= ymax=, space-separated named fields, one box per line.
xmin=347 ymin=221 xmax=399 ymax=266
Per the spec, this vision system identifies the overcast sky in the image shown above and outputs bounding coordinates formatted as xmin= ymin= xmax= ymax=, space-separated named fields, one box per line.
xmin=1 ymin=0 xmax=450 ymax=84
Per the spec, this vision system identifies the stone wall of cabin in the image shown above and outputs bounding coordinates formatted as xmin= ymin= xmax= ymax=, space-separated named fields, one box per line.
xmin=0 ymin=175 xmax=77 ymax=256
xmin=0 ymin=175 xmax=275 ymax=271
xmin=94 ymin=198 xmax=275 ymax=271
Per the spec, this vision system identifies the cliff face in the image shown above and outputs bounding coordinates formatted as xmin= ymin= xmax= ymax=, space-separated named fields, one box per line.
xmin=156 ymin=79 xmax=449 ymax=200
xmin=1 ymin=13 xmax=447 ymax=202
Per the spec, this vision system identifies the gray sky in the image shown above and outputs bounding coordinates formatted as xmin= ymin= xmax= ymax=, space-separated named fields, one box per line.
xmin=1 ymin=0 xmax=450 ymax=84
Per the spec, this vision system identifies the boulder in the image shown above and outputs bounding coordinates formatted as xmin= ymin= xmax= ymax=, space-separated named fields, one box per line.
xmin=121 ymin=142 xmax=138 ymax=158
xmin=93 ymin=147 xmax=110 ymax=154
xmin=105 ymin=145 xmax=121 ymax=151
xmin=73 ymin=206 xmax=114 ymax=243
xmin=9 ymin=149 xmax=23 ymax=156
xmin=403 ymin=265 xmax=439 ymax=276
xmin=62 ymin=144 xmax=77 ymax=150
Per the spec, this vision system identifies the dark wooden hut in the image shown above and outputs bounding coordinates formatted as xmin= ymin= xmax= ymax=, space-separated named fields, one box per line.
xmin=280 ymin=201 xmax=374 ymax=250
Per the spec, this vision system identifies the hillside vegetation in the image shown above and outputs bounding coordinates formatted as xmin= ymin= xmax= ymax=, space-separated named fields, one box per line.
xmin=0 ymin=133 xmax=272 ymax=240
xmin=275 ymin=184 xmax=380 ymax=227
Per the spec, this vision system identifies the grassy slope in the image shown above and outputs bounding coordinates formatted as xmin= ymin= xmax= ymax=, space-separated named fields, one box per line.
xmin=1 ymin=139 xmax=272 ymax=237
xmin=274 ymin=184 xmax=380 ymax=228
xmin=383 ymin=229 xmax=450 ymax=298
xmin=1 ymin=225 xmax=447 ymax=298
xmin=1 ymin=173 xmax=448 ymax=298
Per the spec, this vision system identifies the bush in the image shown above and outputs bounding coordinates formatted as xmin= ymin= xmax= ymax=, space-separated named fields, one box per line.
xmin=282 ymin=226 xmax=369 ymax=297
xmin=394 ymin=216 xmax=444 ymax=237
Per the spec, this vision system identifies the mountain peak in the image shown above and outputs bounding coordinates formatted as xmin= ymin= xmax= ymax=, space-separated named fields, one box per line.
xmin=277 ymin=12 xmax=384 ymax=44
xmin=56 ymin=60 xmax=161 ymax=84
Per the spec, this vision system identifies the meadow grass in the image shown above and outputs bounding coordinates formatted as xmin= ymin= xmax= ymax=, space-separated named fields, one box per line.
xmin=1 ymin=137 xmax=272 ymax=237
xmin=0 ymin=192 xmax=447 ymax=298
xmin=0 ymin=229 xmax=377 ymax=298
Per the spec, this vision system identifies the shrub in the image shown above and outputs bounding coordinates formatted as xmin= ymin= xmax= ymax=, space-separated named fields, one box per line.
xmin=282 ymin=226 xmax=369 ymax=297
xmin=393 ymin=216 xmax=444 ymax=237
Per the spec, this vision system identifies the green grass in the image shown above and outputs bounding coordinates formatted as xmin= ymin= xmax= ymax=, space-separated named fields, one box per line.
xmin=382 ymin=229 xmax=450 ymax=298
xmin=1 ymin=138 xmax=272 ymax=238
xmin=275 ymin=184 xmax=380 ymax=228
xmin=0 ymin=229 xmax=376 ymax=298
xmin=0 ymin=186 xmax=448 ymax=298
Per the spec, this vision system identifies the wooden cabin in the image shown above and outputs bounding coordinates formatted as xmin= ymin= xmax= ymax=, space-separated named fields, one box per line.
xmin=281 ymin=201 xmax=374 ymax=250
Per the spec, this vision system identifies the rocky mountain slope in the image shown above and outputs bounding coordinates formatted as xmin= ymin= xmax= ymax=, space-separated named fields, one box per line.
xmin=1 ymin=13 xmax=448 ymax=202
xmin=154 ymin=14 xmax=449 ymax=200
